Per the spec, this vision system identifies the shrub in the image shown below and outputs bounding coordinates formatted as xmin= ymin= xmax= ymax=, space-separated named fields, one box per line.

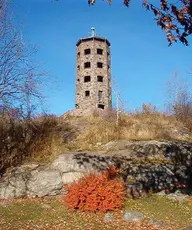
xmin=63 ymin=166 xmax=126 ymax=212
xmin=0 ymin=114 xmax=72 ymax=173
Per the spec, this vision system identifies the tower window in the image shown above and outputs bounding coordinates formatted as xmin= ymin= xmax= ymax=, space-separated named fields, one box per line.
xmin=84 ymin=49 xmax=91 ymax=55
xmin=97 ymin=62 xmax=103 ymax=68
xmin=84 ymin=76 xmax=91 ymax=82
xmin=77 ymin=65 xmax=80 ymax=70
xmin=77 ymin=52 xmax=80 ymax=57
xmin=85 ymin=91 xmax=90 ymax=97
xmin=77 ymin=78 xmax=80 ymax=82
xmin=84 ymin=62 xmax=91 ymax=69
xmin=98 ymin=104 xmax=105 ymax=109
xmin=97 ymin=49 xmax=103 ymax=55
xmin=97 ymin=76 xmax=103 ymax=82
xmin=98 ymin=90 xmax=103 ymax=101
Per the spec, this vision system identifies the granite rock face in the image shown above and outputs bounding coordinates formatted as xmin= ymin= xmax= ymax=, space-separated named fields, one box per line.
xmin=62 ymin=172 xmax=86 ymax=184
xmin=26 ymin=170 xmax=63 ymax=197
xmin=0 ymin=174 xmax=27 ymax=199
xmin=0 ymin=140 xmax=192 ymax=199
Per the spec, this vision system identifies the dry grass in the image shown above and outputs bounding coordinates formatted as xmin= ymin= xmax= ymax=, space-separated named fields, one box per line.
xmin=1 ymin=105 xmax=192 ymax=167
xmin=0 ymin=195 xmax=192 ymax=229
xmin=68 ymin=108 xmax=190 ymax=151
xmin=0 ymin=115 xmax=74 ymax=170
xmin=28 ymin=135 xmax=69 ymax=163
xmin=26 ymin=116 xmax=74 ymax=163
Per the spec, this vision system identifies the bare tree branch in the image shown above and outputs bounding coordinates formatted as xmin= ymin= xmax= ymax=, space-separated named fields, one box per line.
xmin=0 ymin=0 xmax=48 ymax=119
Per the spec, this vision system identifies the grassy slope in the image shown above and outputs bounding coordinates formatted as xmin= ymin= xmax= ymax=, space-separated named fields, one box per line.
xmin=1 ymin=110 xmax=191 ymax=166
xmin=0 ymin=196 xmax=192 ymax=230
xmin=63 ymin=111 xmax=192 ymax=152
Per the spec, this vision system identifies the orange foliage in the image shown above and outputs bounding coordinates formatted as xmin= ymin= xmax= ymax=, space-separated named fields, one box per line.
xmin=63 ymin=166 xmax=125 ymax=212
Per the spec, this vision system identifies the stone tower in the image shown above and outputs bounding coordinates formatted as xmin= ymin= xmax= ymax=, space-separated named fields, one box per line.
xmin=75 ymin=28 xmax=112 ymax=111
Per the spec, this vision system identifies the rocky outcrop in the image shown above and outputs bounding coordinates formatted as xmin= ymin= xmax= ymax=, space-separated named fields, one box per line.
xmin=0 ymin=174 xmax=26 ymax=199
xmin=26 ymin=170 xmax=63 ymax=197
xmin=104 ymin=140 xmax=192 ymax=194
xmin=0 ymin=140 xmax=191 ymax=199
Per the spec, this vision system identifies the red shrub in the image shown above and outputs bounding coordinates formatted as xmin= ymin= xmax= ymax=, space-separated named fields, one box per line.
xmin=63 ymin=166 xmax=125 ymax=212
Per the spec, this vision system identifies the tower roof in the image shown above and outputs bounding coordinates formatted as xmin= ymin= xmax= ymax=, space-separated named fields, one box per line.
xmin=76 ymin=37 xmax=110 ymax=47
xmin=76 ymin=28 xmax=110 ymax=47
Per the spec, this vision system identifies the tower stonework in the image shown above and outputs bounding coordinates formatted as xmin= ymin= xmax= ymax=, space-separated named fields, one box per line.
xmin=75 ymin=28 xmax=112 ymax=111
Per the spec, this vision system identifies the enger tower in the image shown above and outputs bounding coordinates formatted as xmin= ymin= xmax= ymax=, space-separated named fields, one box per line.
xmin=75 ymin=28 xmax=112 ymax=111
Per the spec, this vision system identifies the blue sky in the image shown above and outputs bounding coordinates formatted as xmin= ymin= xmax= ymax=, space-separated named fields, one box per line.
xmin=11 ymin=0 xmax=192 ymax=115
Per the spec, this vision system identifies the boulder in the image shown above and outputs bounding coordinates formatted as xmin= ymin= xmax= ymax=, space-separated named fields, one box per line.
xmin=167 ymin=193 xmax=189 ymax=203
xmin=14 ymin=162 xmax=40 ymax=174
xmin=156 ymin=190 xmax=166 ymax=196
xmin=48 ymin=153 xmax=90 ymax=173
xmin=27 ymin=170 xmax=63 ymax=197
xmin=123 ymin=211 xmax=145 ymax=222
xmin=62 ymin=172 xmax=86 ymax=184
xmin=0 ymin=182 xmax=15 ymax=199
xmin=0 ymin=174 xmax=26 ymax=199
xmin=148 ymin=219 xmax=165 ymax=228
xmin=104 ymin=140 xmax=133 ymax=151
xmin=103 ymin=213 xmax=115 ymax=222
xmin=49 ymin=152 xmax=111 ymax=173
xmin=0 ymin=140 xmax=192 ymax=199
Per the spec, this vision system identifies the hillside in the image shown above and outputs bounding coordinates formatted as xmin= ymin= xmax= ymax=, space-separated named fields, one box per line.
xmin=1 ymin=107 xmax=192 ymax=174
xmin=1 ymin=109 xmax=192 ymax=230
